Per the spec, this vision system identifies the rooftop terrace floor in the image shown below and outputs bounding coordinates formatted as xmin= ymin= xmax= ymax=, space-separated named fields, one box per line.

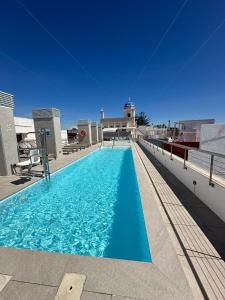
xmin=0 ymin=143 xmax=224 ymax=299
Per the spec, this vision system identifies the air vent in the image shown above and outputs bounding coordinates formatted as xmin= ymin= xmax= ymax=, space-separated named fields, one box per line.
xmin=0 ymin=91 xmax=14 ymax=109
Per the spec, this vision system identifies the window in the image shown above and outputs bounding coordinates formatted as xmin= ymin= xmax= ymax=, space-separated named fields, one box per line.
xmin=127 ymin=113 xmax=131 ymax=118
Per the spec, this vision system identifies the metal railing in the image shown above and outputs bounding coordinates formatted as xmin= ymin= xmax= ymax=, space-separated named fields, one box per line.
xmin=138 ymin=137 xmax=225 ymax=187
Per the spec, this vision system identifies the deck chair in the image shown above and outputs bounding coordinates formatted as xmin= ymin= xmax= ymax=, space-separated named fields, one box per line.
xmin=14 ymin=149 xmax=41 ymax=176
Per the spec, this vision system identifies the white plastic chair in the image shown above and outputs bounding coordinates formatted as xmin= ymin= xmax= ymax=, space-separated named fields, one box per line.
xmin=16 ymin=149 xmax=40 ymax=174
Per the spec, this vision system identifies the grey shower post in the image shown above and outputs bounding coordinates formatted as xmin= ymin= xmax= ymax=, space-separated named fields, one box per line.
xmin=98 ymin=124 xmax=103 ymax=142
xmin=91 ymin=122 xmax=99 ymax=144
xmin=78 ymin=120 xmax=92 ymax=146
xmin=0 ymin=91 xmax=18 ymax=175
xmin=32 ymin=108 xmax=62 ymax=158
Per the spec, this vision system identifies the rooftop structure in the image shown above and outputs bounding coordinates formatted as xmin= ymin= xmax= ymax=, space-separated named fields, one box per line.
xmin=100 ymin=97 xmax=136 ymax=138
xmin=14 ymin=117 xmax=35 ymax=141
xmin=178 ymin=119 xmax=215 ymax=142
xmin=14 ymin=116 xmax=67 ymax=144
xmin=0 ymin=91 xmax=14 ymax=109
xmin=32 ymin=108 xmax=62 ymax=158
xmin=0 ymin=91 xmax=18 ymax=175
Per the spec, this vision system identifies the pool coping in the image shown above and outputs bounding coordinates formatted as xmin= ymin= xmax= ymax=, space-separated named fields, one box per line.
xmin=0 ymin=142 xmax=193 ymax=299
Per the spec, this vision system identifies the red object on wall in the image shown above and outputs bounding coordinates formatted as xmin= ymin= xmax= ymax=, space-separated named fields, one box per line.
xmin=164 ymin=142 xmax=199 ymax=159
xmin=79 ymin=129 xmax=87 ymax=137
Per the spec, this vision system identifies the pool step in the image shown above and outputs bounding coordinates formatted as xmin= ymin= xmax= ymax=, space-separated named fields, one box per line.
xmin=54 ymin=273 xmax=86 ymax=300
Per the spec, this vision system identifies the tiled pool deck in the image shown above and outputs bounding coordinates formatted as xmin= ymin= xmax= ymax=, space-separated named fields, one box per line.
xmin=0 ymin=143 xmax=224 ymax=299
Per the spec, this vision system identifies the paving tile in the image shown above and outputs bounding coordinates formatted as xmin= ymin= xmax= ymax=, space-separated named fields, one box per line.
xmin=189 ymin=256 xmax=225 ymax=300
xmin=0 ymin=248 xmax=70 ymax=286
xmin=65 ymin=255 xmax=192 ymax=300
xmin=81 ymin=291 xmax=111 ymax=299
xmin=0 ymin=281 xmax=57 ymax=300
xmin=55 ymin=273 xmax=86 ymax=300
xmin=177 ymin=255 xmax=205 ymax=300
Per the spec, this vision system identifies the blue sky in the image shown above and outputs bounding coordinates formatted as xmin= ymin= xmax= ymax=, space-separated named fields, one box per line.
xmin=0 ymin=0 xmax=225 ymax=128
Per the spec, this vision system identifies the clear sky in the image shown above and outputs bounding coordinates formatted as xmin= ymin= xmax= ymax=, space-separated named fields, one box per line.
xmin=0 ymin=0 xmax=225 ymax=128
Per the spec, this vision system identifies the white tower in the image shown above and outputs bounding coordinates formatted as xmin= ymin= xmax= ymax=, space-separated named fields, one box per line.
xmin=124 ymin=97 xmax=135 ymax=121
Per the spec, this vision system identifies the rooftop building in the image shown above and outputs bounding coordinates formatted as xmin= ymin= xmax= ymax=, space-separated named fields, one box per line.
xmin=100 ymin=97 xmax=136 ymax=138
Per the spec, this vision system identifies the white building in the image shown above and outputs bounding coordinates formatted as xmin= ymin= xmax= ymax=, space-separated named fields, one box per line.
xmin=100 ymin=98 xmax=136 ymax=138
xmin=188 ymin=123 xmax=225 ymax=180
xmin=14 ymin=117 xmax=35 ymax=141
xmin=178 ymin=119 xmax=215 ymax=142
xmin=61 ymin=130 xmax=69 ymax=145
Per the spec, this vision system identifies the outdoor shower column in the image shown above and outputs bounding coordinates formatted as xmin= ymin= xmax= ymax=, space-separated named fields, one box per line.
xmin=91 ymin=122 xmax=99 ymax=144
xmin=78 ymin=120 xmax=92 ymax=146
xmin=98 ymin=124 xmax=103 ymax=142
xmin=32 ymin=108 xmax=62 ymax=159
xmin=0 ymin=91 xmax=18 ymax=175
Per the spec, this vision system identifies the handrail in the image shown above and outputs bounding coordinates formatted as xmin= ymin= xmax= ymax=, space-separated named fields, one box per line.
xmin=139 ymin=137 xmax=225 ymax=187
xmin=149 ymin=138 xmax=225 ymax=159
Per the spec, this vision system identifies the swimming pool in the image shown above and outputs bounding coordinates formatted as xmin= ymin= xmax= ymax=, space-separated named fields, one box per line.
xmin=0 ymin=147 xmax=151 ymax=262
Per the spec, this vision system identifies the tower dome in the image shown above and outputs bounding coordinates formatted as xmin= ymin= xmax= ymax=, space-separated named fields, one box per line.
xmin=124 ymin=96 xmax=135 ymax=109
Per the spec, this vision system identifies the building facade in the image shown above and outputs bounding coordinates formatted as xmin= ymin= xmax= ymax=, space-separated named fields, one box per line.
xmin=178 ymin=119 xmax=215 ymax=142
xmin=100 ymin=98 xmax=136 ymax=138
xmin=14 ymin=117 xmax=35 ymax=142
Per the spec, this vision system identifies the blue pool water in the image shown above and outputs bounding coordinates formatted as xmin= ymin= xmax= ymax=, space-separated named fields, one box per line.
xmin=0 ymin=147 xmax=151 ymax=262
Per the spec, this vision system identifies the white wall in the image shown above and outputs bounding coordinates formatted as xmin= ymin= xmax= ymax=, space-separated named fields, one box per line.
xmin=138 ymin=125 xmax=154 ymax=137
xmin=179 ymin=119 xmax=215 ymax=142
xmin=61 ymin=130 xmax=68 ymax=144
xmin=14 ymin=116 xmax=68 ymax=144
xmin=200 ymin=124 xmax=225 ymax=155
xmin=188 ymin=124 xmax=225 ymax=181
xmin=14 ymin=117 xmax=35 ymax=140
xmin=139 ymin=139 xmax=225 ymax=222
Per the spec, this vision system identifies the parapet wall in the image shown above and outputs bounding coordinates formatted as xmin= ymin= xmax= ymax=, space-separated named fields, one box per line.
xmin=138 ymin=139 xmax=225 ymax=223
xmin=0 ymin=106 xmax=18 ymax=175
